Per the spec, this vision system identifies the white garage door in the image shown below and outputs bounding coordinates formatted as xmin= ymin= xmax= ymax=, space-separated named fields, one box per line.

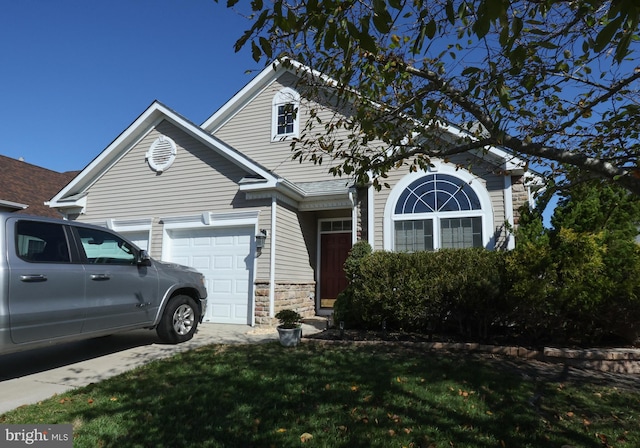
xmin=167 ymin=226 xmax=254 ymax=324
xmin=119 ymin=230 xmax=150 ymax=251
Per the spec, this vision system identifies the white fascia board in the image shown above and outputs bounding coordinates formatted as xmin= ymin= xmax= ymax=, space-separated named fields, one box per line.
xmin=0 ymin=199 xmax=28 ymax=210
xmin=201 ymin=58 xmax=344 ymax=134
xmin=201 ymin=63 xmax=281 ymax=133
xmin=241 ymin=177 xmax=354 ymax=212
xmin=49 ymin=103 xmax=168 ymax=207
xmin=240 ymin=177 xmax=304 ymax=201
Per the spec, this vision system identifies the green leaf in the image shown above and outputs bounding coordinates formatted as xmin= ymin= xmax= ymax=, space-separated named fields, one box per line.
xmin=259 ymin=36 xmax=272 ymax=59
xmin=251 ymin=41 xmax=262 ymax=62
xmin=594 ymin=16 xmax=623 ymax=52
xmin=445 ymin=0 xmax=455 ymax=25
xmin=372 ymin=5 xmax=392 ymax=33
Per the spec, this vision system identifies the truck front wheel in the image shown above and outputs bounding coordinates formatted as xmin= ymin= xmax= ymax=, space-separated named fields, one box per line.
xmin=156 ymin=295 xmax=200 ymax=343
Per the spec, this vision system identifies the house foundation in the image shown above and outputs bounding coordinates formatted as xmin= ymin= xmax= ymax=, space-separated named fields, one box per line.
xmin=254 ymin=281 xmax=316 ymax=326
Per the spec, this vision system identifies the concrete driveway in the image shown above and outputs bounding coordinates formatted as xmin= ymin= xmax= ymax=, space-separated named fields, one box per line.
xmin=0 ymin=322 xmax=322 ymax=415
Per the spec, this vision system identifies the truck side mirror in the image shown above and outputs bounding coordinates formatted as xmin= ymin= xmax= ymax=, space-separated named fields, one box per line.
xmin=137 ymin=250 xmax=152 ymax=266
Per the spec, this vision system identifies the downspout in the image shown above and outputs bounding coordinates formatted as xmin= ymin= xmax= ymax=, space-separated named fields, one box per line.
xmin=504 ymin=174 xmax=515 ymax=250
xmin=269 ymin=194 xmax=277 ymax=317
xmin=367 ymin=184 xmax=375 ymax=250
xmin=348 ymin=188 xmax=357 ymax=245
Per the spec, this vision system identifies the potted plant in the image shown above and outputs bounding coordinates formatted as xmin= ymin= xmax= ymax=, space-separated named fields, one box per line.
xmin=275 ymin=309 xmax=302 ymax=347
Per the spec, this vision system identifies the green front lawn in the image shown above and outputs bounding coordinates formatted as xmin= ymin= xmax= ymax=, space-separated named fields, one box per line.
xmin=1 ymin=342 xmax=638 ymax=447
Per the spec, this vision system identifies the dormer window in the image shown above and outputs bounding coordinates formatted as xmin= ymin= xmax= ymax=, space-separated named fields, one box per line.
xmin=272 ymin=87 xmax=300 ymax=140
xmin=277 ymin=103 xmax=295 ymax=135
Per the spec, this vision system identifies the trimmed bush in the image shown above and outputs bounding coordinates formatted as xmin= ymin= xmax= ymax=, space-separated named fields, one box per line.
xmin=335 ymin=241 xmax=640 ymax=346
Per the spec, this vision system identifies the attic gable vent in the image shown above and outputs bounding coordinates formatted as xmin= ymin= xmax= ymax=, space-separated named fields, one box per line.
xmin=146 ymin=135 xmax=177 ymax=172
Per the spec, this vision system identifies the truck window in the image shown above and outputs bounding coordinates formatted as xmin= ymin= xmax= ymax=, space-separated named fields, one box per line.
xmin=16 ymin=221 xmax=71 ymax=263
xmin=76 ymin=227 xmax=136 ymax=265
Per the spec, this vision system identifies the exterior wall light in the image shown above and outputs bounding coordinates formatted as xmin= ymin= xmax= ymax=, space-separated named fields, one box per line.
xmin=255 ymin=229 xmax=268 ymax=250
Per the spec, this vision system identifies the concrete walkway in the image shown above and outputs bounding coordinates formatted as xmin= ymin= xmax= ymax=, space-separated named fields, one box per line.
xmin=0 ymin=321 xmax=324 ymax=415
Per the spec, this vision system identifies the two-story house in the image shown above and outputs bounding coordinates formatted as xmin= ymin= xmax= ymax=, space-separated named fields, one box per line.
xmin=48 ymin=60 xmax=536 ymax=326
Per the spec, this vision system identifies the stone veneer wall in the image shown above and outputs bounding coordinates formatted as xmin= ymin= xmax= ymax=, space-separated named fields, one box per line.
xmin=511 ymin=175 xmax=529 ymax=226
xmin=254 ymin=281 xmax=316 ymax=326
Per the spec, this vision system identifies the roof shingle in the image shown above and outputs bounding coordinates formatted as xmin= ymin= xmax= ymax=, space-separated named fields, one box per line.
xmin=0 ymin=155 xmax=78 ymax=217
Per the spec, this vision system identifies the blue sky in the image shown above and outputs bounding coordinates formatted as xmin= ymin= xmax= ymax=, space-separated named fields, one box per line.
xmin=2 ymin=1 xmax=558 ymax=223
xmin=1 ymin=0 xmax=260 ymax=173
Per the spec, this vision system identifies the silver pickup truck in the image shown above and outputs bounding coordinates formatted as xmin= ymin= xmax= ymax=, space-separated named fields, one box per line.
xmin=0 ymin=213 xmax=207 ymax=355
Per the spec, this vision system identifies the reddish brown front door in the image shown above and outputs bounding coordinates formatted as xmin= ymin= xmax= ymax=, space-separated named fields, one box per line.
xmin=320 ymin=233 xmax=352 ymax=309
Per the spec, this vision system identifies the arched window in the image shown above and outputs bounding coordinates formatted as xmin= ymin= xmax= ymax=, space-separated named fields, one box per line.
xmin=272 ymin=87 xmax=300 ymax=140
xmin=384 ymin=169 xmax=493 ymax=251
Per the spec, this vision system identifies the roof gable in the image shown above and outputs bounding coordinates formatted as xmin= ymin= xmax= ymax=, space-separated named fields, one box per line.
xmin=49 ymin=101 xmax=280 ymax=209
xmin=202 ymin=59 xmax=530 ymax=177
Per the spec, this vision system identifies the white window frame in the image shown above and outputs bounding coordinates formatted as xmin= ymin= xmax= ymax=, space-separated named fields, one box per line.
xmin=383 ymin=164 xmax=494 ymax=251
xmin=271 ymin=87 xmax=300 ymax=140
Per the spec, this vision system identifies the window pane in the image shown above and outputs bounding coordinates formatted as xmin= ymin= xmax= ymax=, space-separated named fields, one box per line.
xmin=16 ymin=221 xmax=70 ymax=263
xmin=395 ymin=174 xmax=481 ymax=215
xmin=77 ymin=227 xmax=136 ymax=265
xmin=277 ymin=103 xmax=294 ymax=135
xmin=440 ymin=217 xmax=482 ymax=249
xmin=394 ymin=220 xmax=433 ymax=252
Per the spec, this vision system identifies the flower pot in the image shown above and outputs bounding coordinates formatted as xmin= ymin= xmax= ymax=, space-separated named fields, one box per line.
xmin=277 ymin=326 xmax=302 ymax=347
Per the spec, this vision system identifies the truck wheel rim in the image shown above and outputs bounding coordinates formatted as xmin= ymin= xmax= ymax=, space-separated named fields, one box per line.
xmin=173 ymin=304 xmax=195 ymax=335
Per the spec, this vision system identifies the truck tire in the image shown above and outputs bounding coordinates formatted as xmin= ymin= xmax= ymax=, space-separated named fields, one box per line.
xmin=156 ymin=295 xmax=200 ymax=344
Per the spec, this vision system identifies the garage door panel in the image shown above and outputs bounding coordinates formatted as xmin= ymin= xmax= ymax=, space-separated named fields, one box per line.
xmin=215 ymin=236 xmax=235 ymax=246
xmin=214 ymin=255 xmax=233 ymax=269
xmin=234 ymin=305 xmax=248 ymax=320
xmin=172 ymin=256 xmax=189 ymax=266
xmin=210 ymin=304 xmax=232 ymax=320
xmin=192 ymin=256 xmax=211 ymax=270
xmin=235 ymin=280 xmax=249 ymax=293
xmin=212 ymin=280 xmax=232 ymax=293
xmin=167 ymin=226 xmax=253 ymax=324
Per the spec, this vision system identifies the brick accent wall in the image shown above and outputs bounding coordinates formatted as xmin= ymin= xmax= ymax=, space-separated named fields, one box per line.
xmin=254 ymin=281 xmax=316 ymax=326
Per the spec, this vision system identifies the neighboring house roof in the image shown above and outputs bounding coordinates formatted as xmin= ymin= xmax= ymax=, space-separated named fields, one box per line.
xmin=0 ymin=155 xmax=78 ymax=218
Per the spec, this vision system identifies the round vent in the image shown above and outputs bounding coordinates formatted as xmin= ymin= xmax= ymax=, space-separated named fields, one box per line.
xmin=146 ymin=135 xmax=177 ymax=172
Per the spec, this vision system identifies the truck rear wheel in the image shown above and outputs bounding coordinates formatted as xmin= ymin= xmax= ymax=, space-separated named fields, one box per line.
xmin=156 ymin=295 xmax=200 ymax=343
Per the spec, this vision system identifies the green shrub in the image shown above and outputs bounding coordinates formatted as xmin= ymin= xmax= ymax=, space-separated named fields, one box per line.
xmin=341 ymin=248 xmax=506 ymax=337
xmin=333 ymin=221 xmax=640 ymax=346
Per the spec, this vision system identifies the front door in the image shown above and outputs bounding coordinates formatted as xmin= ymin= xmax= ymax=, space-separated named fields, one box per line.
xmin=319 ymin=232 xmax=352 ymax=310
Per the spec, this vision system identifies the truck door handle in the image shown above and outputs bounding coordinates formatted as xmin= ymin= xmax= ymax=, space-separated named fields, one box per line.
xmin=90 ymin=274 xmax=111 ymax=281
xmin=20 ymin=274 xmax=47 ymax=282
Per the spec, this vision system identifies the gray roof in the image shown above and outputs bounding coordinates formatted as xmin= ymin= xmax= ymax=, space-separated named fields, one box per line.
xmin=295 ymin=179 xmax=355 ymax=196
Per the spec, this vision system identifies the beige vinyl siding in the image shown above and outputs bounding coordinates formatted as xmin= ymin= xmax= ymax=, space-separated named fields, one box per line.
xmin=213 ymin=72 xmax=358 ymax=184
xmin=80 ymin=120 xmax=255 ymax=220
xmin=372 ymin=166 xmax=407 ymax=250
xmin=77 ymin=120 xmax=264 ymax=258
xmin=274 ymin=201 xmax=315 ymax=282
xmin=255 ymin=197 xmax=275 ymax=281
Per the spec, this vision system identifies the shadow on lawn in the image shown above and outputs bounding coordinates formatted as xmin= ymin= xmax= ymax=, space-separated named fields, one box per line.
xmin=66 ymin=343 xmax=630 ymax=448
